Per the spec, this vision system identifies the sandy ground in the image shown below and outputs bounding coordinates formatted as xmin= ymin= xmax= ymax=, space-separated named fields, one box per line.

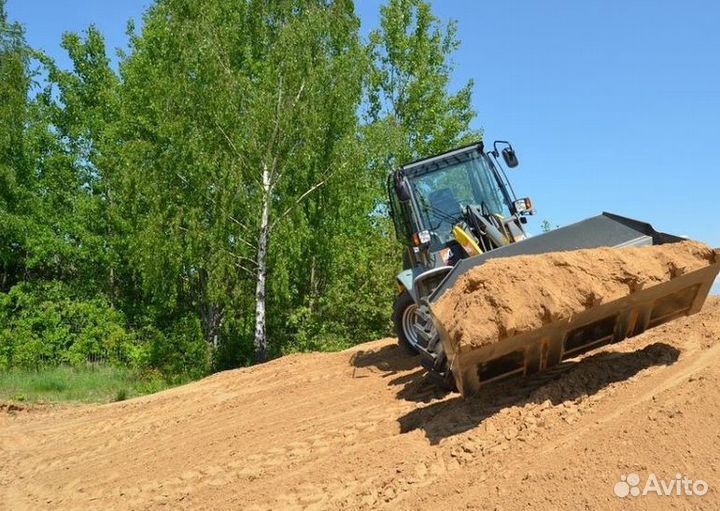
xmin=2 ymin=298 xmax=720 ymax=510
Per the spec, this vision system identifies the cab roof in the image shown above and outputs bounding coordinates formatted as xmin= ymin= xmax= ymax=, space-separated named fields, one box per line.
xmin=399 ymin=141 xmax=484 ymax=177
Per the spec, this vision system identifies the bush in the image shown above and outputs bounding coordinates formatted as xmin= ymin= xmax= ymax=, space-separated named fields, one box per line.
xmin=0 ymin=281 xmax=212 ymax=379
xmin=0 ymin=281 xmax=137 ymax=370
xmin=139 ymin=315 xmax=210 ymax=380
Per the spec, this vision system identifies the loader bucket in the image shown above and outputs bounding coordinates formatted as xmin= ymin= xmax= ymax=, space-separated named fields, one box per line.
xmin=427 ymin=213 xmax=720 ymax=396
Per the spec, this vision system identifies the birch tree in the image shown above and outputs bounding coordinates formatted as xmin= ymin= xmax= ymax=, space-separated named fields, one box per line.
xmin=118 ymin=0 xmax=364 ymax=362
xmin=0 ymin=0 xmax=488 ymax=373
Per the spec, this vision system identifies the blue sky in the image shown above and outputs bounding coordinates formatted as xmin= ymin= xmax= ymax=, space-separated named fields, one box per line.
xmin=7 ymin=0 xmax=719 ymax=293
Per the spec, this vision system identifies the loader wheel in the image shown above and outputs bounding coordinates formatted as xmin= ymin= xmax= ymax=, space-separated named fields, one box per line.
xmin=393 ymin=291 xmax=421 ymax=354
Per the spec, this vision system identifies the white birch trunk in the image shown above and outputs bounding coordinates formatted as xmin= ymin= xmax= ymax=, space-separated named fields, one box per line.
xmin=254 ymin=164 xmax=271 ymax=362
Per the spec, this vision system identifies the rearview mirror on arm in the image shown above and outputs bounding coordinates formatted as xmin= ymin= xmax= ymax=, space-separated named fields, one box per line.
xmin=502 ymin=147 xmax=519 ymax=168
xmin=492 ymin=140 xmax=519 ymax=168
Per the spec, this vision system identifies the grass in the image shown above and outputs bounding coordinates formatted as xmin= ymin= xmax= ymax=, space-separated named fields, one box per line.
xmin=0 ymin=365 xmax=184 ymax=404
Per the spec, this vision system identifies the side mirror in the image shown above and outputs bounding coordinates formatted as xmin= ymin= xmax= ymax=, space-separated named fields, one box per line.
xmin=396 ymin=178 xmax=411 ymax=202
xmin=502 ymin=147 xmax=519 ymax=168
xmin=492 ymin=140 xmax=519 ymax=168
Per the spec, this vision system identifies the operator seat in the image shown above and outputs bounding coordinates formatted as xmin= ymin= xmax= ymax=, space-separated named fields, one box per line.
xmin=429 ymin=187 xmax=462 ymax=221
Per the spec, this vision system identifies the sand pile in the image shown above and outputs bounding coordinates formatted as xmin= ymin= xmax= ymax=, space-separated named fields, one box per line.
xmin=2 ymin=299 xmax=720 ymax=510
xmin=432 ymin=241 xmax=717 ymax=351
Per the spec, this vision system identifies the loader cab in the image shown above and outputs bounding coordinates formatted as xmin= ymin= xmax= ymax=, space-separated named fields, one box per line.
xmin=388 ymin=142 xmax=530 ymax=271
xmin=388 ymin=141 xmax=533 ymax=368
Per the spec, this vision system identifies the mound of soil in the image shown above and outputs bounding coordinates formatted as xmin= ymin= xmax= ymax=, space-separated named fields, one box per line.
xmin=2 ymin=298 xmax=720 ymax=510
xmin=433 ymin=241 xmax=717 ymax=351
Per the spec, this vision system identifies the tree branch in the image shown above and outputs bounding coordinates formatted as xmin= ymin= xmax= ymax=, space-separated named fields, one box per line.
xmin=218 ymin=248 xmax=257 ymax=277
xmin=270 ymin=161 xmax=346 ymax=231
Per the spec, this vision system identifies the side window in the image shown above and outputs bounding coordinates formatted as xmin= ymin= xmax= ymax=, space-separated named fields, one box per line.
xmin=389 ymin=188 xmax=412 ymax=245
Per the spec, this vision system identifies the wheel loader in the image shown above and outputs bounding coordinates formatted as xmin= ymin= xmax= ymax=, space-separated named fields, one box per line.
xmin=388 ymin=141 xmax=720 ymax=394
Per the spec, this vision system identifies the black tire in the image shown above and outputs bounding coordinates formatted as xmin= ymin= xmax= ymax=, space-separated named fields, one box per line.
xmin=393 ymin=290 xmax=420 ymax=354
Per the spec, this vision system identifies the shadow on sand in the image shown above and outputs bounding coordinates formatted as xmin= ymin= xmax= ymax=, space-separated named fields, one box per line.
xmin=350 ymin=343 xmax=421 ymax=376
xmin=351 ymin=340 xmax=680 ymax=444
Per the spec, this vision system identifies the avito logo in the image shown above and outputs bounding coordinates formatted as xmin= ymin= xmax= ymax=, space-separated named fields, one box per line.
xmin=614 ymin=472 xmax=709 ymax=498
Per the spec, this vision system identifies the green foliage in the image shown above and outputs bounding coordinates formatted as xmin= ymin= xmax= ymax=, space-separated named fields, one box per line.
xmin=116 ymin=0 xmax=376 ymax=359
xmin=0 ymin=0 xmax=480 ymax=380
xmin=367 ymin=0 xmax=480 ymax=163
xmin=141 ymin=316 xmax=210 ymax=380
xmin=0 ymin=282 xmax=134 ymax=369
xmin=0 ymin=1 xmax=31 ymax=292
xmin=0 ymin=282 xmax=210 ymax=377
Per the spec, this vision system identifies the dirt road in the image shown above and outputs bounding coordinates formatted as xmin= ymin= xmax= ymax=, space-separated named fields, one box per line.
xmin=2 ymin=298 xmax=720 ymax=510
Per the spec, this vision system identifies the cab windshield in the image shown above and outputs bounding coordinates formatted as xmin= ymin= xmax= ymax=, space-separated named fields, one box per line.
xmin=409 ymin=153 xmax=511 ymax=246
